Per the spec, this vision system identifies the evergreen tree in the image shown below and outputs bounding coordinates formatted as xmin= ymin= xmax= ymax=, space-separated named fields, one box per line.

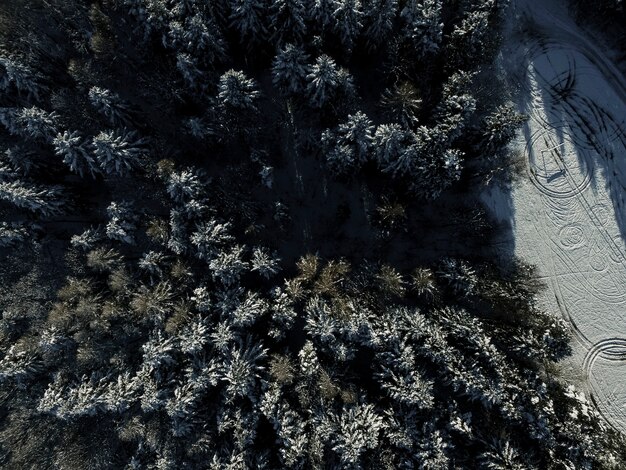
xmin=380 ymin=81 xmax=422 ymax=127
xmin=166 ymin=13 xmax=227 ymax=66
xmin=217 ymin=69 xmax=260 ymax=111
xmin=311 ymin=0 xmax=335 ymax=32
xmin=363 ymin=0 xmax=398 ymax=48
xmin=88 ymin=86 xmax=131 ymax=126
xmin=0 ymin=106 xmax=58 ymax=142
xmin=0 ymin=55 xmax=44 ymax=101
xmin=92 ymin=129 xmax=147 ymax=176
xmin=306 ymin=54 xmax=341 ymax=108
xmin=0 ymin=221 xmax=29 ymax=247
xmin=0 ymin=180 xmax=63 ymax=216
xmin=229 ymin=0 xmax=269 ymax=43
xmin=269 ymin=0 xmax=307 ymax=46
xmin=271 ymin=44 xmax=310 ymax=96
xmin=322 ymin=111 xmax=374 ymax=173
xmin=401 ymin=0 xmax=443 ymax=56
xmin=53 ymin=130 xmax=100 ymax=178
xmin=331 ymin=0 xmax=364 ymax=52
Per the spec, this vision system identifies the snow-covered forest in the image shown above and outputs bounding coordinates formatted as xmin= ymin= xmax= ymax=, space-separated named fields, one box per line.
xmin=0 ymin=0 xmax=624 ymax=468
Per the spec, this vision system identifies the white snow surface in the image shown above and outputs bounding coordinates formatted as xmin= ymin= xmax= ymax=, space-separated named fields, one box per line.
xmin=483 ymin=0 xmax=626 ymax=432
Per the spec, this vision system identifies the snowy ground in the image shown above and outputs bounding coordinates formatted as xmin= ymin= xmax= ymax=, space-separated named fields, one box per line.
xmin=483 ymin=0 xmax=626 ymax=432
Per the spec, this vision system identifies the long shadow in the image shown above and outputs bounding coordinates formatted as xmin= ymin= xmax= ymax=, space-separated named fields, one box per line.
xmin=501 ymin=22 xmax=626 ymax=261
xmin=524 ymin=30 xmax=626 ymax=246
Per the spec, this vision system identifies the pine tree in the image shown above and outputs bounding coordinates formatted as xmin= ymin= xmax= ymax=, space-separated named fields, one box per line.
xmin=0 ymin=106 xmax=58 ymax=142
xmin=166 ymin=168 xmax=204 ymax=203
xmin=176 ymin=52 xmax=204 ymax=88
xmin=482 ymin=104 xmax=528 ymax=153
xmin=190 ymin=219 xmax=235 ymax=261
xmin=332 ymin=404 xmax=385 ymax=466
xmin=311 ymin=0 xmax=335 ymax=31
xmin=269 ymin=0 xmax=307 ymax=46
xmin=53 ymin=131 xmax=100 ymax=178
xmin=0 ymin=55 xmax=44 ymax=101
xmin=380 ymin=81 xmax=422 ymax=126
xmin=209 ymin=245 xmax=249 ymax=286
xmin=166 ymin=14 xmax=227 ymax=65
xmin=229 ymin=0 xmax=268 ymax=43
xmin=401 ymin=0 xmax=443 ymax=56
xmin=373 ymin=123 xmax=414 ymax=172
xmin=217 ymin=69 xmax=260 ymax=111
xmin=106 ymin=201 xmax=137 ymax=244
xmin=92 ymin=129 xmax=147 ymax=176
xmin=250 ymin=247 xmax=281 ymax=279
xmin=331 ymin=0 xmax=364 ymax=52
xmin=306 ymin=54 xmax=341 ymax=108
xmin=322 ymin=111 xmax=374 ymax=173
xmin=88 ymin=86 xmax=131 ymax=126
xmin=271 ymin=44 xmax=310 ymax=96
xmin=363 ymin=0 xmax=398 ymax=48
xmin=0 ymin=180 xmax=63 ymax=215
xmin=219 ymin=338 xmax=267 ymax=402
xmin=0 ymin=221 xmax=29 ymax=247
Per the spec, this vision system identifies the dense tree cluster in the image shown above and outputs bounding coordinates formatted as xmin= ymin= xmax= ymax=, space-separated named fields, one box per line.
xmin=0 ymin=0 xmax=624 ymax=468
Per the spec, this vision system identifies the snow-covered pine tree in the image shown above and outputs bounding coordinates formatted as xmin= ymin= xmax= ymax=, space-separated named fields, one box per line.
xmin=166 ymin=168 xmax=204 ymax=203
xmin=363 ymin=0 xmax=398 ymax=49
xmin=0 ymin=180 xmax=63 ymax=216
xmin=88 ymin=86 xmax=131 ymax=126
xmin=166 ymin=14 xmax=227 ymax=66
xmin=269 ymin=0 xmax=307 ymax=46
xmin=311 ymin=0 xmax=335 ymax=32
xmin=53 ymin=131 xmax=100 ymax=178
xmin=0 ymin=106 xmax=58 ymax=142
xmin=380 ymin=81 xmax=422 ymax=127
xmin=332 ymin=403 xmax=385 ymax=467
xmin=306 ymin=54 xmax=341 ymax=108
xmin=190 ymin=219 xmax=235 ymax=261
xmin=218 ymin=337 xmax=267 ymax=402
xmin=481 ymin=104 xmax=528 ymax=153
xmin=92 ymin=129 xmax=147 ymax=176
xmin=250 ymin=247 xmax=281 ymax=279
xmin=331 ymin=0 xmax=364 ymax=53
xmin=401 ymin=0 xmax=443 ymax=56
xmin=229 ymin=0 xmax=268 ymax=44
xmin=322 ymin=111 xmax=374 ymax=173
xmin=0 ymin=55 xmax=45 ymax=101
xmin=176 ymin=52 xmax=204 ymax=89
xmin=106 ymin=201 xmax=137 ymax=244
xmin=0 ymin=221 xmax=29 ymax=247
xmin=209 ymin=244 xmax=249 ymax=286
xmin=373 ymin=123 xmax=415 ymax=173
xmin=271 ymin=44 xmax=310 ymax=96
xmin=217 ymin=69 xmax=260 ymax=111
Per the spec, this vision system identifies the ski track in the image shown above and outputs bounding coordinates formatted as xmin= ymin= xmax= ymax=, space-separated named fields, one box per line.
xmin=493 ymin=0 xmax=626 ymax=432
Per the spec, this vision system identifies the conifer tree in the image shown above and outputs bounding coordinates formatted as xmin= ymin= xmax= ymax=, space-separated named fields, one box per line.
xmin=306 ymin=54 xmax=341 ymax=108
xmin=92 ymin=129 xmax=147 ymax=176
xmin=271 ymin=44 xmax=310 ymax=96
